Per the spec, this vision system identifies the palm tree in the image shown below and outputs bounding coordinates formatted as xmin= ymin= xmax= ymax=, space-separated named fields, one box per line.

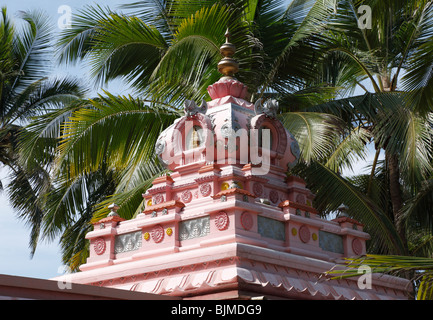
xmin=298 ymin=0 xmax=433 ymax=256
xmin=26 ymin=0 xmax=433 ymax=272
xmin=0 ymin=7 xmax=85 ymax=254
xmin=23 ymin=0 xmax=358 ymax=270
xmin=325 ymin=254 xmax=433 ymax=299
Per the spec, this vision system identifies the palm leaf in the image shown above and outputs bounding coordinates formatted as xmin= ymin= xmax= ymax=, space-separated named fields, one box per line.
xmin=279 ymin=111 xmax=346 ymax=163
xmin=297 ymin=160 xmax=406 ymax=254
xmin=56 ymin=92 xmax=180 ymax=178
xmin=88 ymin=13 xmax=168 ymax=89
xmin=56 ymin=5 xmax=115 ymax=64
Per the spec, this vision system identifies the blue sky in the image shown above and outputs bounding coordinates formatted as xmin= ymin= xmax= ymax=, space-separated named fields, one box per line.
xmin=0 ymin=0 xmax=379 ymax=280
xmin=0 ymin=0 xmax=130 ymax=279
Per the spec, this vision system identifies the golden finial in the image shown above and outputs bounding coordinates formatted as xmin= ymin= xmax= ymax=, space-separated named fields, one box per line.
xmin=217 ymin=29 xmax=239 ymax=79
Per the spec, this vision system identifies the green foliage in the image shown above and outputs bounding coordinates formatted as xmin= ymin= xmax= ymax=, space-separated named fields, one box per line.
xmin=10 ymin=0 xmax=433 ymax=283
xmin=0 ymin=7 xmax=85 ymax=254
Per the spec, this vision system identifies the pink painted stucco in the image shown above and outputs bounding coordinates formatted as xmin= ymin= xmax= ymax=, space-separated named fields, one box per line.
xmin=52 ymin=77 xmax=412 ymax=300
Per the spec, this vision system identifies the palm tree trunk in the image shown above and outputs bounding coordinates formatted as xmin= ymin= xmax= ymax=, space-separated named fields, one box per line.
xmin=386 ymin=151 xmax=407 ymax=253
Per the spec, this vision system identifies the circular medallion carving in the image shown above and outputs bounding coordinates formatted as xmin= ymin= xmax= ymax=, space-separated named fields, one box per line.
xmin=241 ymin=212 xmax=253 ymax=230
xmin=199 ymin=183 xmax=211 ymax=197
xmin=152 ymin=225 xmax=164 ymax=243
xmin=269 ymin=190 xmax=279 ymax=204
xmin=299 ymin=225 xmax=310 ymax=243
xmin=352 ymin=238 xmax=363 ymax=255
xmin=153 ymin=193 xmax=164 ymax=205
xmin=253 ymin=182 xmax=263 ymax=197
xmin=296 ymin=193 xmax=306 ymax=204
xmin=215 ymin=211 xmax=229 ymax=231
xmin=94 ymin=237 xmax=106 ymax=255
xmin=181 ymin=190 xmax=192 ymax=203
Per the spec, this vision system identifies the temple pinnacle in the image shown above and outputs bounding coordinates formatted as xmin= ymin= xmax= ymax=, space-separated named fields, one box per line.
xmin=217 ymin=29 xmax=239 ymax=79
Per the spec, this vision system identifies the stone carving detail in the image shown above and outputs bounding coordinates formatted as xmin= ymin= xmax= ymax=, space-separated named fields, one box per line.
xmin=179 ymin=216 xmax=210 ymax=241
xmin=152 ymin=225 xmax=165 ymax=243
xmin=199 ymin=183 xmax=211 ymax=197
xmin=269 ymin=190 xmax=279 ymax=204
xmin=257 ymin=216 xmax=285 ymax=241
xmin=296 ymin=194 xmax=306 ymax=204
xmin=94 ymin=237 xmax=106 ymax=255
xmin=214 ymin=211 xmax=229 ymax=231
xmin=221 ymin=122 xmax=242 ymax=138
xmin=241 ymin=212 xmax=253 ymax=230
xmin=181 ymin=190 xmax=193 ymax=203
xmin=352 ymin=238 xmax=363 ymax=255
xmin=153 ymin=193 xmax=164 ymax=205
xmin=299 ymin=225 xmax=310 ymax=243
xmin=319 ymin=230 xmax=344 ymax=254
xmin=253 ymin=182 xmax=263 ymax=197
xmin=254 ymin=99 xmax=278 ymax=119
xmin=114 ymin=231 xmax=142 ymax=254
xmin=184 ymin=99 xmax=208 ymax=118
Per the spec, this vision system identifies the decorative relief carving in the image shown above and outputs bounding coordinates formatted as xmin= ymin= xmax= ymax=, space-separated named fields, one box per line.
xmin=200 ymin=183 xmax=211 ymax=197
xmin=352 ymin=238 xmax=363 ymax=255
xmin=151 ymin=225 xmax=165 ymax=243
xmin=181 ymin=190 xmax=193 ymax=203
xmin=299 ymin=225 xmax=310 ymax=243
xmin=214 ymin=211 xmax=229 ymax=230
xmin=257 ymin=216 xmax=285 ymax=241
xmin=269 ymin=190 xmax=279 ymax=204
xmin=318 ymin=230 xmax=344 ymax=254
xmin=241 ymin=212 xmax=253 ymax=230
xmin=153 ymin=193 xmax=164 ymax=205
xmin=296 ymin=193 xmax=306 ymax=204
xmin=114 ymin=231 xmax=142 ymax=254
xmin=253 ymin=182 xmax=263 ymax=197
xmin=94 ymin=237 xmax=106 ymax=255
xmin=179 ymin=216 xmax=210 ymax=241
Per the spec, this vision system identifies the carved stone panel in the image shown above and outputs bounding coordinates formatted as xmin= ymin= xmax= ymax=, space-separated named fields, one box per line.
xmin=179 ymin=216 xmax=210 ymax=241
xmin=114 ymin=231 xmax=142 ymax=254
xmin=257 ymin=216 xmax=285 ymax=241
xmin=318 ymin=230 xmax=344 ymax=254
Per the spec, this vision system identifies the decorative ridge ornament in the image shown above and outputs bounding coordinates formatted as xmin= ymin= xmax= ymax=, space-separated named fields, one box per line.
xmin=107 ymin=203 xmax=120 ymax=217
xmin=207 ymin=30 xmax=248 ymax=101
xmin=254 ymin=99 xmax=279 ymax=119
xmin=184 ymin=99 xmax=208 ymax=117
xmin=217 ymin=29 xmax=239 ymax=80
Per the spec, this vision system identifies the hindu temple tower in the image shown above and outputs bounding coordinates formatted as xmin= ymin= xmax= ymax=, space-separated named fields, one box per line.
xmin=53 ymin=32 xmax=410 ymax=300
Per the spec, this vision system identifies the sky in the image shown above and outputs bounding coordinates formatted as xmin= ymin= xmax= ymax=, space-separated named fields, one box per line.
xmin=0 ymin=0 xmax=380 ymax=280
xmin=0 ymin=0 xmax=131 ymax=280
